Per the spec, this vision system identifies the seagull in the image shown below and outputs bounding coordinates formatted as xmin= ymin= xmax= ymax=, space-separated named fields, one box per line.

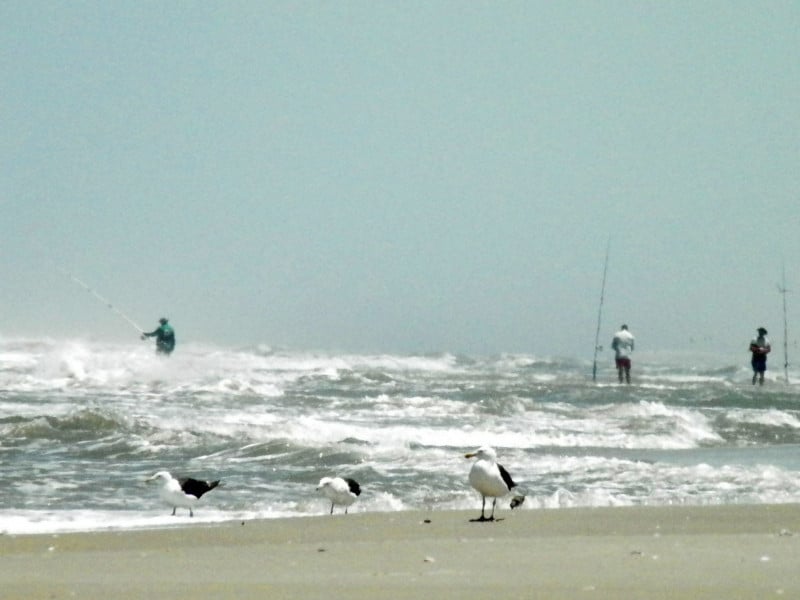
xmin=465 ymin=446 xmax=518 ymax=522
xmin=316 ymin=476 xmax=361 ymax=514
xmin=146 ymin=471 xmax=221 ymax=517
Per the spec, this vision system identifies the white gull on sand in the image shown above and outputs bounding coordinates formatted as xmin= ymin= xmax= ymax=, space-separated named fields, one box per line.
xmin=146 ymin=471 xmax=221 ymax=517
xmin=465 ymin=446 xmax=520 ymax=522
xmin=316 ymin=476 xmax=361 ymax=514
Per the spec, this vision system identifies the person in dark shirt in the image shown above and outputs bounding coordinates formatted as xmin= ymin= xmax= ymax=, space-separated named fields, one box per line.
xmin=749 ymin=327 xmax=770 ymax=385
xmin=141 ymin=318 xmax=176 ymax=355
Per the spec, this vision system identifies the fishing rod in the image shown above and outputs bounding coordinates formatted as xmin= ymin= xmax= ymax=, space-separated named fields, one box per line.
xmin=58 ymin=267 xmax=144 ymax=334
xmin=592 ymin=240 xmax=611 ymax=382
xmin=778 ymin=262 xmax=790 ymax=384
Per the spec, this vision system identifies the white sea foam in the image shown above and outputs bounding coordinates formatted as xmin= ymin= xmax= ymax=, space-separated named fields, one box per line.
xmin=3 ymin=337 xmax=800 ymax=534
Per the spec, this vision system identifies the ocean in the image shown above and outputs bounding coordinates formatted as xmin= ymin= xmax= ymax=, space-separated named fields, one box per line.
xmin=2 ymin=336 xmax=799 ymax=535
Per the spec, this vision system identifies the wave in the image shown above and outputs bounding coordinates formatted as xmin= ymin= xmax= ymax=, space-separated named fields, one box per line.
xmin=2 ymin=408 xmax=128 ymax=442
xmin=4 ymin=336 xmax=800 ymax=534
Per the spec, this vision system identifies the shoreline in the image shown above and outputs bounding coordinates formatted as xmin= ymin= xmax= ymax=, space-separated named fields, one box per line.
xmin=2 ymin=504 xmax=800 ymax=598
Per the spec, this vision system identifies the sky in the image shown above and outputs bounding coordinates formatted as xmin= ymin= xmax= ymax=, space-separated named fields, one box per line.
xmin=1 ymin=1 xmax=798 ymax=359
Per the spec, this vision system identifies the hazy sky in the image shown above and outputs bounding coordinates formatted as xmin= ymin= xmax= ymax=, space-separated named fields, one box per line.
xmin=2 ymin=1 xmax=798 ymax=358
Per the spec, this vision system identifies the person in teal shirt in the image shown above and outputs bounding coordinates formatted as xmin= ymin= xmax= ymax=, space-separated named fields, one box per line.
xmin=141 ymin=318 xmax=176 ymax=355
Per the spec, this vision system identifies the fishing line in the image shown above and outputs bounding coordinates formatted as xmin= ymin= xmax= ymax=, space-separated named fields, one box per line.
xmin=592 ymin=239 xmax=610 ymax=382
xmin=778 ymin=261 xmax=790 ymax=384
xmin=58 ymin=267 xmax=144 ymax=334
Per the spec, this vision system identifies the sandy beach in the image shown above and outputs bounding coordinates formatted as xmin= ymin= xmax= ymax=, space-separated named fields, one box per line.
xmin=2 ymin=504 xmax=799 ymax=599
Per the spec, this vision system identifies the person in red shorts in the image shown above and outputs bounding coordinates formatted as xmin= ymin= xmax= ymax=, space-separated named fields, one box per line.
xmin=611 ymin=324 xmax=635 ymax=384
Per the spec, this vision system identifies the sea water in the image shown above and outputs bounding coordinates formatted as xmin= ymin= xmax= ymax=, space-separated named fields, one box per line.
xmin=1 ymin=336 xmax=799 ymax=534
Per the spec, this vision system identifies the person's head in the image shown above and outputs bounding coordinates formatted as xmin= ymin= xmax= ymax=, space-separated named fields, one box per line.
xmin=159 ymin=318 xmax=168 ymax=325
xmin=757 ymin=327 xmax=767 ymax=335
xmin=621 ymin=324 xmax=628 ymax=331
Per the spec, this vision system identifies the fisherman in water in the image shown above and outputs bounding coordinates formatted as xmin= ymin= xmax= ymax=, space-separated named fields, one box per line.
xmin=749 ymin=327 xmax=771 ymax=385
xmin=141 ymin=318 xmax=176 ymax=356
xmin=611 ymin=324 xmax=635 ymax=384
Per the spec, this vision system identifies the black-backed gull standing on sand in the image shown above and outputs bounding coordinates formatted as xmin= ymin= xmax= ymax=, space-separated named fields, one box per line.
xmin=316 ymin=476 xmax=361 ymax=514
xmin=465 ymin=446 xmax=520 ymax=522
xmin=146 ymin=471 xmax=221 ymax=517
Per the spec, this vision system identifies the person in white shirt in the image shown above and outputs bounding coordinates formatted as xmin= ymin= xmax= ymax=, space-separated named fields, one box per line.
xmin=611 ymin=324 xmax=635 ymax=384
xmin=749 ymin=327 xmax=771 ymax=385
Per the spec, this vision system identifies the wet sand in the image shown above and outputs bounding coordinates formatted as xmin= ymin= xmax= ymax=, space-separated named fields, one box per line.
xmin=2 ymin=504 xmax=799 ymax=599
